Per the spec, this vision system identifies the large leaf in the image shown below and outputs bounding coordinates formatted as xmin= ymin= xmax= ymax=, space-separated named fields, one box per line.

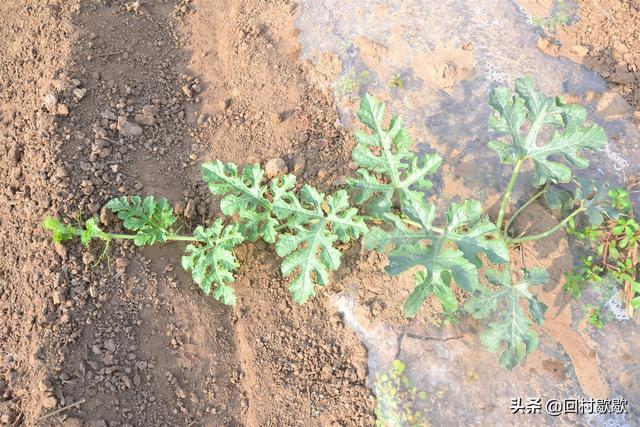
xmin=202 ymin=160 xmax=368 ymax=303
xmin=201 ymin=160 xmax=296 ymax=243
xmin=181 ymin=219 xmax=244 ymax=305
xmin=273 ymin=185 xmax=367 ymax=303
xmin=488 ymin=76 xmax=606 ymax=187
xmin=465 ymin=268 xmax=548 ymax=369
xmin=365 ymin=196 xmax=509 ymax=315
xmin=348 ymin=94 xmax=442 ymax=217
xmin=106 ymin=195 xmax=176 ymax=246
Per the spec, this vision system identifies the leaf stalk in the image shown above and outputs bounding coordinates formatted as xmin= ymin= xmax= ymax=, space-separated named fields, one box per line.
xmin=504 ymin=187 xmax=546 ymax=234
xmin=92 ymin=230 xmax=204 ymax=243
xmin=508 ymin=206 xmax=585 ymax=244
xmin=496 ymin=158 xmax=524 ymax=231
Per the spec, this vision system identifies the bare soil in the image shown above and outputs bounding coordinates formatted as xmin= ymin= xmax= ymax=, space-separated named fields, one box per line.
xmin=1 ymin=1 xmax=372 ymax=425
xmin=540 ymin=0 xmax=640 ymax=119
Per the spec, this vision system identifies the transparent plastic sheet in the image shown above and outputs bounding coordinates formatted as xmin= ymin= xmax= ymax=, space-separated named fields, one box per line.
xmin=297 ymin=0 xmax=640 ymax=424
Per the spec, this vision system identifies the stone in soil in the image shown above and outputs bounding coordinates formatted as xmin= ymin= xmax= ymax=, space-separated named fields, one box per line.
xmin=596 ymin=91 xmax=632 ymax=120
xmin=134 ymin=105 xmax=158 ymax=126
xmin=264 ymin=158 xmax=287 ymax=177
xmin=43 ymin=93 xmax=58 ymax=111
xmin=117 ymin=116 xmax=143 ymax=137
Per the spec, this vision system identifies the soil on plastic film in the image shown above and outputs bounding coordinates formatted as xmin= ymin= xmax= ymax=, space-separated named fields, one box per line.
xmin=1 ymin=0 xmax=639 ymax=426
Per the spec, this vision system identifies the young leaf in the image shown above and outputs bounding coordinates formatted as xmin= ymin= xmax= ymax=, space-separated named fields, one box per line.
xmin=543 ymin=176 xmax=621 ymax=229
xmin=365 ymin=196 xmax=509 ymax=315
xmin=374 ymin=358 xmax=429 ymax=427
xmin=201 ymin=160 xmax=296 ymax=243
xmin=544 ymin=184 xmax=572 ymax=212
xmin=181 ymin=219 xmax=244 ymax=305
xmin=43 ymin=217 xmax=78 ymax=242
xmin=348 ymin=94 xmax=442 ymax=217
xmin=273 ymin=186 xmax=367 ymax=303
xmin=608 ymin=188 xmax=632 ymax=212
xmin=465 ymin=268 xmax=548 ymax=369
xmin=573 ymin=177 xmax=620 ymax=226
xmin=107 ymin=195 xmax=176 ymax=246
xmin=488 ymin=76 xmax=606 ymax=187
xmin=81 ymin=218 xmax=104 ymax=246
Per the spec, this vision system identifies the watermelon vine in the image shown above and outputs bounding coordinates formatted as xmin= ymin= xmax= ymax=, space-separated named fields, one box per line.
xmin=44 ymin=76 xmax=633 ymax=369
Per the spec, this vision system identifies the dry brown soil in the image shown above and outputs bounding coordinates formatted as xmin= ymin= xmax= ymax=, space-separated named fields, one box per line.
xmin=537 ymin=0 xmax=640 ymax=120
xmin=0 ymin=1 xmax=372 ymax=425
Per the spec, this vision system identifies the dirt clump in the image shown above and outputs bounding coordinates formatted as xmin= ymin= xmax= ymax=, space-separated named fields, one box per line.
xmin=544 ymin=1 xmax=640 ymax=119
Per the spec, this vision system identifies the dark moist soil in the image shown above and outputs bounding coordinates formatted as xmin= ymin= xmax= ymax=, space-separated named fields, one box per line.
xmin=0 ymin=0 xmax=373 ymax=425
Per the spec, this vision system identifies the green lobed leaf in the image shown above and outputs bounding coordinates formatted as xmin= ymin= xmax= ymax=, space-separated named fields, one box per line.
xmin=485 ymin=268 xmax=511 ymax=287
xmin=488 ymin=76 xmax=606 ymax=187
xmin=201 ymin=160 xmax=296 ymax=243
xmin=181 ymin=219 xmax=244 ymax=305
xmin=524 ymin=267 xmax=549 ymax=286
xmin=273 ymin=185 xmax=367 ymax=304
xmin=465 ymin=268 xmax=548 ymax=369
xmin=81 ymin=218 xmax=104 ymax=246
xmin=480 ymin=308 xmax=539 ymax=370
xmin=573 ymin=177 xmax=620 ymax=226
xmin=403 ymin=267 xmax=460 ymax=315
xmin=545 ymin=177 xmax=621 ymax=227
xmin=544 ymin=184 xmax=573 ymax=212
xmin=106 ymin=195 xmax=176 ymax=246
xmin=348 ymin=94 xmax=442 ymax=217
xmin=365 ymin=196 xmax=509 ymax=315
xmin=43 ymin=216 xmax=78 ymax=243
xmin=463 ymin=286 xmax=500 ymax=319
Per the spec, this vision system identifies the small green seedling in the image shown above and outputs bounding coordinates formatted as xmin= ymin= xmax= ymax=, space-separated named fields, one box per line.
xmin=44 ymin=76 xmax=628 ymax=369
xmin=564 ymin=186 xmax=639 ymax=316
xmin=374 ymin=360 xmax=428 ymax=427
xmin=335 ymin=69 xmax=370 ymax=99
xmin=531 ymin=0 xmax=572 ymax=33
xmin=588 ymin=307 xmax=605 ymax=329
xmin=44 ymin=197 xmax=245 ymax=305
xmin=388 ymin=74 xmax=405 ymax=89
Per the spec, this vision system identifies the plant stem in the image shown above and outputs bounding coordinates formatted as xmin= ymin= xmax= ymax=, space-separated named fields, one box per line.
xmin=625 ymin=240 xmax=637 ymax=317
xmin=504 ymin=187 xmax=546 ymax=234
xmin=166 ymin=235 xmax=205 ymax=242
xmin=100 ymin=232 xmax=204 ymax=242
xmin=274 ymin=223 xmax=289 ymax=232
xmin=496 ymin=159 xmax=524 ymax=231
xmin=508 ymin=206 xmax=585 ymax=244
xmin=102 ymin=232 xmax=136 ymax=240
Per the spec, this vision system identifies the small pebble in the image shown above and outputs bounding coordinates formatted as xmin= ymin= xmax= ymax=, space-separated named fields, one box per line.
xmin=264 ymin=158 xmax=287 ymax=178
